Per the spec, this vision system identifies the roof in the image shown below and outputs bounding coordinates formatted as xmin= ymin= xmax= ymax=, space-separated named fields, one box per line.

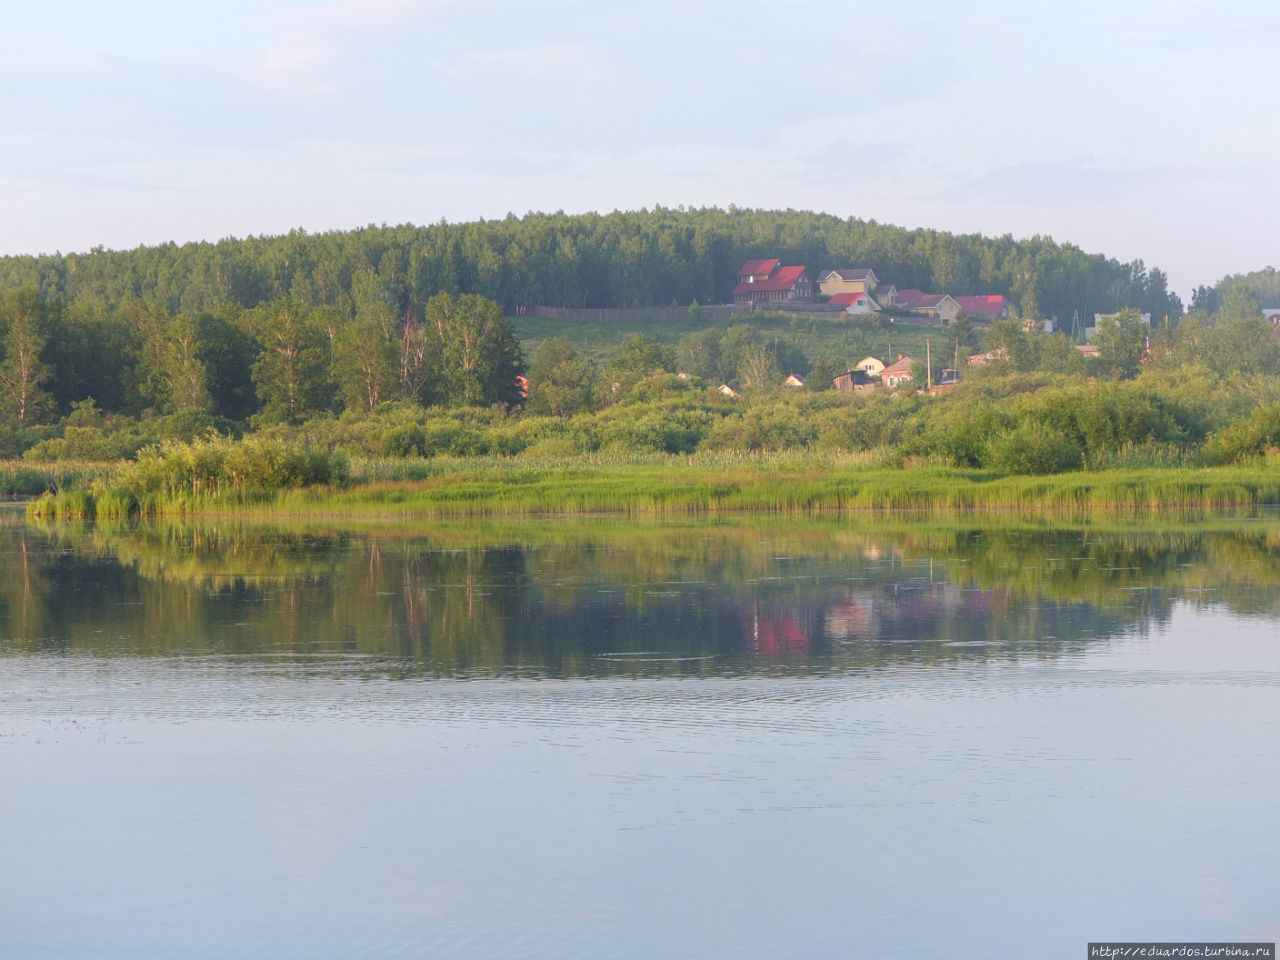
xmin=739 ymin=258 xmax=779 ymax=278
xmin=881 ymin=355 xmax=914 ymax=377
xmin=874 ymin=283 xmax=896 ymax=295
xmin=915 ymin=294 xmax=957 ymax=310
xmin=819 ymin=268 xmax=875 ymax=282
xmin=832 ymin=369 xmax=876 ymax=386
xmin=954 ymin=295 xmax=1009 ymax=317
xmin=895 ymin=288 xmax=925 ymax=306
xmin=732 ymin=265 xmax=808 ymax=296
xmin=828 ymin=291 xmax=877 ymax=306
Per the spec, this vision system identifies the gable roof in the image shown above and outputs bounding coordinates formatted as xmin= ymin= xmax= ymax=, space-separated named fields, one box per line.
xmin=732 ymin=265 xmax=808 ymax=296
xmin=895 ymin=288 xmax=925 ymax=307
xmin=915 ymin=294 xmax=958 ymax=310
xmin=819 ymin=268 xmax=876 ymax=283
xmin=954 ymin=294 xmax=1010 ymax=317
xmin=739 ymin=259 xmax=779 ymax=278
xmin=874 ymin=283 xmax=896 ymax=296
xmin=881 ymin=355 xmax=914 ymax=377
xmin=828 ymin=291 xmax=879 ymax=307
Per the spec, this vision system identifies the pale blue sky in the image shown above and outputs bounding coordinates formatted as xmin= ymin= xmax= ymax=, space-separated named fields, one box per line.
xmin=2 ymin=0 xmax=1276 ymax=298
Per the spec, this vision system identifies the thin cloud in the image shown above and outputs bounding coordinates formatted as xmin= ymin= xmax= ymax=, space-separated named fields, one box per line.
xmin=937 ymin=160 xmax=1231 ymax=206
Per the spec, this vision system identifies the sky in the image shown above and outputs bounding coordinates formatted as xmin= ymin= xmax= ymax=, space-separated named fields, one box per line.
xmin=1 ymin=0 xmax=1276 ymax=300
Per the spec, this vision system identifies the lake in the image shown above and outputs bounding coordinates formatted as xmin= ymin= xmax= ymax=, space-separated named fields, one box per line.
xmin=2 ymin=512 xmax=1278 ymax=958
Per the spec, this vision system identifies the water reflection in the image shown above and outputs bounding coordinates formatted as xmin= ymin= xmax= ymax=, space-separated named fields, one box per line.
xmin=6 ymin=512 xmax=1280 ymax=679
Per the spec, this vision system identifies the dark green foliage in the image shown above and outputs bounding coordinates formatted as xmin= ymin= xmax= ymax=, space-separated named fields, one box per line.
xmin=526 ymin=337 xmax=597 ymax=416
xmin=1203 ymin=404 xmax=1280 ymax=465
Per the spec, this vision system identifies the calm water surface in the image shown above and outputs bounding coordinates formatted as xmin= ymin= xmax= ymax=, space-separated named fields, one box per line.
xmin=2 ymin=514 xmax=1278 ymax=958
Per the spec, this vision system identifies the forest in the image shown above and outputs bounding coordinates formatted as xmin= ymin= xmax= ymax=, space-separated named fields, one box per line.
xmin=2 ymin=207 xmax=1280 ymax=515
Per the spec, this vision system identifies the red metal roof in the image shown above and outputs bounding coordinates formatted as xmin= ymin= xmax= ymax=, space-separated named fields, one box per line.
xmin=733 ymin=265 xmax=808 ymax=296
xmin=895 ymin=288 xmax=925 ymax=306
xmin=954 ymin=295 xmax=1010 ymax=317
xmin=739 ymin=258 xmax=779 ymax=278
xmin=828 ymin=292 xmax=867 ymax=306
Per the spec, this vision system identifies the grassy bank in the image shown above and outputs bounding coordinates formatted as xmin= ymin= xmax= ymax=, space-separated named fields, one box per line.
xmin=23 ymin=454 xmax=1280 ymax=521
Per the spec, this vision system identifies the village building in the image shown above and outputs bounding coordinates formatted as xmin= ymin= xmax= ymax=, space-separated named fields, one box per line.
xmin=1084 ymin=311 xmax=1151 ymax=342
xmin=880 ymin=355 xmax=915 ymax=388
xmin=855 ymin=356 xmax=886 ymax=377
xmin=828 ymin=291 xmax=880 ymax=315
xmin=874 ymin=283 xmax=898 ymax=306
xmin=966 ymin=348 xmax=1008 ymax=367
xmin=954 ymin=295 xmax=1012 ymax=319
xmin=817 ymin=268 xmax=878 ymax=298
xmin=733 ymin=259 xmax=813 ymax=307
xmin=911 ymin=294 xmax=960 ymax=324
xmin=784 ymin=373 xmax=806 ymax=388
xmin=718 ymin=383 xmax=741 ymax=398
xmin=831 ymin=369 xmax=879 ymax=394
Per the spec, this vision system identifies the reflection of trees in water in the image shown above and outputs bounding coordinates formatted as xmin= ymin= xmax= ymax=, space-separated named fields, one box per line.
xmin=6 ymin=518 xmax=1280 ymax=677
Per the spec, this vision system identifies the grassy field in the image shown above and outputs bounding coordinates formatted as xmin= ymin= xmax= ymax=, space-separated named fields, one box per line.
xmin=23 ymin=452 xmax=1273 ymax=521
xmin=511 ymin=309 xmax=958 ymax=370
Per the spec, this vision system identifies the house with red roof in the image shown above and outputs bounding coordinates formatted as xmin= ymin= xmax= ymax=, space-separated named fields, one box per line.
xmin=895 ymin=289 xmax=925 ymax=308
xmin=954 ymin=295 xmax=1012 ymax=319
xmin=733 ymin=259 xmax=813 ymax=307
xmin=828 ymin=291 xmax=881 ymax=315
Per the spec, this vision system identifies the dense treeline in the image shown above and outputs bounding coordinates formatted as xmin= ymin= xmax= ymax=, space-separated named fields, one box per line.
xmin=1190 ymin=265 xmax=1280 ymax=315
xmin=1 ymin=207 xmax=1180 ymax=324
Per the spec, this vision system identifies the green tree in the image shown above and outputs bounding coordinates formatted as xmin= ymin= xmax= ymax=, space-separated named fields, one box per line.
xmin=0 ymin=287 xmax=53 ymax=426
xmin=425 ymin=292 xmax=524 ymax=406
xmin=610 ymin=333 xmax=676 ymax=393
xmin=247 ymin=300 xmax=333 ymax=423
xmin=526 ymin=338 xmax=597 ymax=416
xmin=984 ymin=317 xmax=1039 ymax=371
xmin=1091 ymin=309 xmax=1146 ymax=379
xmin=806 ymin=354 xmax=844 ymax=391
xmin=1217 ymin=282 xmax=1263 ymax=323
xmin=333 ymin=270 xmax=399 ymax=413
xmin=676 ymin=327 xmax=723 ymax=381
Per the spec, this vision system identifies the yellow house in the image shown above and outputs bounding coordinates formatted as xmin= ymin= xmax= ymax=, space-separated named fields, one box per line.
xmin=855 ymin=356 xmax=886 ymax=377
xmin=817 ymin=268 xmax=878 ymax=298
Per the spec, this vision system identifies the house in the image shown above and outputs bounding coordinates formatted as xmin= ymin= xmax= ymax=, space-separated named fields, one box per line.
xmin=817 ymin=268 xmax=878 ymax=298
xmin=874 ymin=283 xmax=898 ymax=307
xmin=895 ymin=289 xmax=925 ymax=309
xmin=1265 ymin=309 xmax=1280 ymax=325
xmin=831 ymin=369 xmax=878 ymax=393
xmin=966 ymin=348 xmax=1008 ymax=366
xmin=855 ymin=356 xmax=886 ymax=377
xmin=912 ymin=294 xmax=960 ymax=324
xmin=733 ymin=259 xmax=813 ymax=307
xmin=1085 ymin=311 xmax=1151 ymax=342
xmin=784 ymin=373 xmax=806 ymax=388
xmin=1075 ymin=344 xmax=1100 ymax=358
xmin=954 ymin=295 xmax=1012 ymax=319
xmin=828 ymin=291 xmax=880 ymax=315
xmin=718 ymin=383 xmax=741 ymax=398
xmin=880 ymin=354 xmax=914 ymax=388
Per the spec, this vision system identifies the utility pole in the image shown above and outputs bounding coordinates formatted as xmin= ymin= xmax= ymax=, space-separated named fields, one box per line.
xmin=926 ymin=337 xmax=932 ymax=389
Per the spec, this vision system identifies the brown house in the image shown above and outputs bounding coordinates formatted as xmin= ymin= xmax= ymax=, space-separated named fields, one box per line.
xmin=832 ymin=369 xmax=878 ymax=393
xmin=733 ymin=260 xmax=813 ymax=307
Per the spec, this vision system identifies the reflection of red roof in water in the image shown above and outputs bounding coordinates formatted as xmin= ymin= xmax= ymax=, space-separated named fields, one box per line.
xmin=747 ymin=615 xmax=810 ymax=655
